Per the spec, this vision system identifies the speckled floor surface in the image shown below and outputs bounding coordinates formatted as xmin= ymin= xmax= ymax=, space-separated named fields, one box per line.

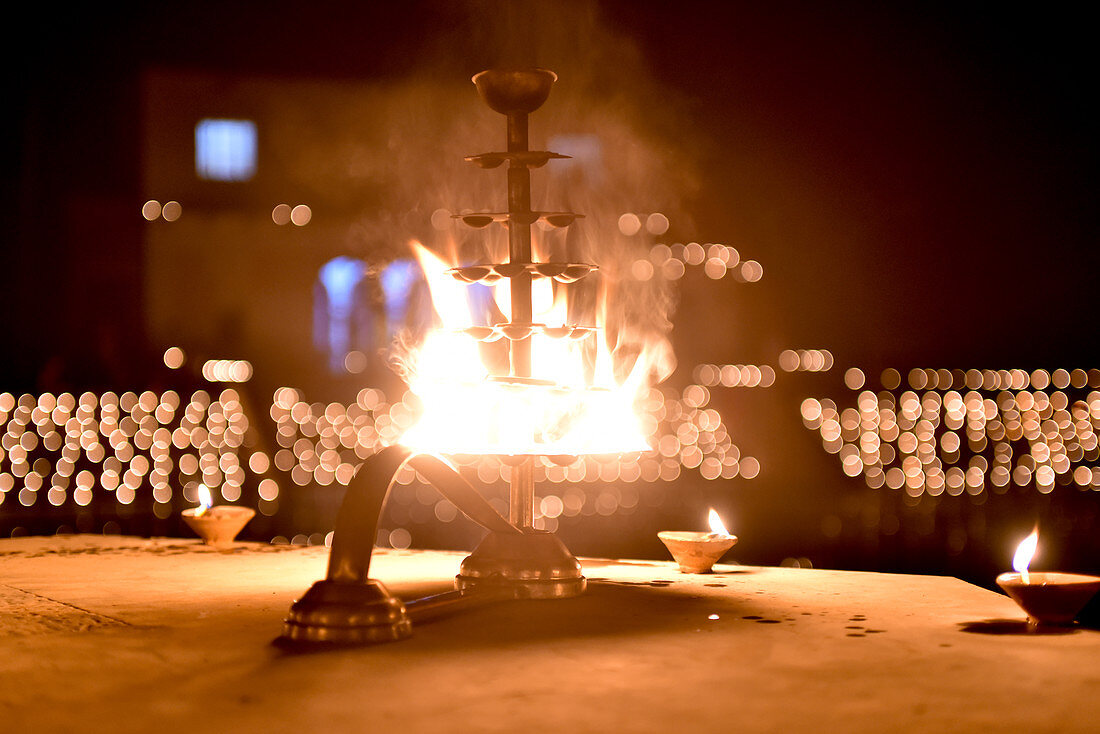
xmin=2 ymin=535 xmax=1098 ymax=733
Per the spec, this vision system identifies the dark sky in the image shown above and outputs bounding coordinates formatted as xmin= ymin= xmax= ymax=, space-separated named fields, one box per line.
xmin=7 ymin=1 xmax=1097 ymax=384
xmin=608 ymin=3 xmax=1097 ymax=373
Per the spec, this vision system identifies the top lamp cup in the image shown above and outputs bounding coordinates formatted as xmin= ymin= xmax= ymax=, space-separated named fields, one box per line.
xmin=472 ymin=69 xmax=557 ymax=115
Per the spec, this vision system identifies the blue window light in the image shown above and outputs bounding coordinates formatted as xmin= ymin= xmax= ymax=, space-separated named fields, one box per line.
xmin=195 ymin=118 xmax=257 ymax=181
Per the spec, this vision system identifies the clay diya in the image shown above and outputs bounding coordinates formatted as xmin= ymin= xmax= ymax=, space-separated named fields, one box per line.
xmin=996 ymin=528 xmax=1100 ymax=626
xmin=182 ymin=484 xmax=255 ymax=548
xmin=659 ymin=509 xmax=738 ymax=573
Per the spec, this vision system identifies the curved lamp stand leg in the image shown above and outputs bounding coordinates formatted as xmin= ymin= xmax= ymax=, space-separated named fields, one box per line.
xmin=281 ymin=446 xmax=415 ymax=644
xmin=279 ymin=444 xmax=572 ymax=647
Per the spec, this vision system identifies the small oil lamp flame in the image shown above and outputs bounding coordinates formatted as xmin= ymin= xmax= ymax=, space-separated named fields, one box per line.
xmin=707 ymin=508 xmax=731 ymax=538
xmin=1012 ymin=527 xmax=1039 ymax=585
xmin=195 ymin=484 xmax=213 ymax=517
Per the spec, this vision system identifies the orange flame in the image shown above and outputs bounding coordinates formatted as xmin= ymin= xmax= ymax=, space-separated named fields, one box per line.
xmin=1012 ymin=527 xmax=1039 ymax=584
xmin=196 ymin=484 xmax=213 ymax=516
xmin=707 ymin=508 xmax=731 ymax=536
xmin=396 ymin=242 xmax=664 ymax=456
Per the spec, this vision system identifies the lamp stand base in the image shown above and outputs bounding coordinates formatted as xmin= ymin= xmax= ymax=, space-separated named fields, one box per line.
xmin=281 ymin=579 xmax=411 ymax=644
xmin=456 ymin=530 xmax=586 ymax=599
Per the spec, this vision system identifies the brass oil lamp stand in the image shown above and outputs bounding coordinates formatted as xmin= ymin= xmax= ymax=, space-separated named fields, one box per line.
xmin=282 ymin=69 xmax=593 ymax=645
xmin=454 ymin=69 xmax=588 ymax=600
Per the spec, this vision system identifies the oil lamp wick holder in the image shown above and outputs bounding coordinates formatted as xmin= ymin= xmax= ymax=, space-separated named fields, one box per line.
xmin=282 ymin=68 xmax=597 ymax=645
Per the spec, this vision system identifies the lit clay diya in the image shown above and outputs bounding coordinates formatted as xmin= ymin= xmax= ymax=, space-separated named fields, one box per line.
xmin=995 ymin=572 xmax=1100 ymax=626
xmin=659 ymin=509 xmax=737 ymax=573
xmin=996 ymin=528 xmax=1100 ymax=626
xmin=182 ymin=484 xmax=255 ymax=548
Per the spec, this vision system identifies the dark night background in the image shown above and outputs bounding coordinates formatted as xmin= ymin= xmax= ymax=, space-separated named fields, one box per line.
xmin=3 ymin=2 xmax=1098 ymax=588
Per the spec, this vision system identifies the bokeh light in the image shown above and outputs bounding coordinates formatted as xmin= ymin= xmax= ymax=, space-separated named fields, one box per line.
xmin=807 ymin=366 xmax=1100 ymax=498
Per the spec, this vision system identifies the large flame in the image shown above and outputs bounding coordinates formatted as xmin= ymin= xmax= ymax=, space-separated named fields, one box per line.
xmin=1012 ymin=527 xmax=1039 ymax=584
xmin=396 ymin=242 xmax=663 ymax=457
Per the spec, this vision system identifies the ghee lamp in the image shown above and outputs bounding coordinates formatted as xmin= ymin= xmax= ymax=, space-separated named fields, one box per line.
xmin=995 ymin=528 xmax=1100 ymax=626
xmin=659 ymin=509 xmax=738 ymax=573
xmin=181 ymin=484 xmax=255 ymax=548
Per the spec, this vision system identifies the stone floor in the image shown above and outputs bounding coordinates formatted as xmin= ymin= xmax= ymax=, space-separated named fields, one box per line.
xmin=2 ymin=534 xmax=1098 ymax=733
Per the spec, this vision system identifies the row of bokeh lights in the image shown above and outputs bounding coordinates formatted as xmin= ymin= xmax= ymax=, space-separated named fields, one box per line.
xmin=0 ymin=369 xmax=762 ymax=541
xmin=871 ymin=367 xmax=1100 ymax=392
xmin=142 ymin=200 xmax=314 ymax=227
xmin=162 ymin=347 xmax=252 ymax=384
xmin=0 ymin=390 xmax=254 ymax=517
xmin=805 ymin=367 xmax=1100 ymax=498
xmin=632 ymin=242 xmax=764 ymax=283
xmin=15 ymin=363 xmax=1095 ymax=544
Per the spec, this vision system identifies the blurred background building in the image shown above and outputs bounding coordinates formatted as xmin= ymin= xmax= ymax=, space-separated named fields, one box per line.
xmin=4 ymin=1 xmax=1098 ymax=588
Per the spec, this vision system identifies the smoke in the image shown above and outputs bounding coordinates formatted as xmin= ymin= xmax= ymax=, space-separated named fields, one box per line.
xmin=323 ymin=2 xmax=701 ymax=387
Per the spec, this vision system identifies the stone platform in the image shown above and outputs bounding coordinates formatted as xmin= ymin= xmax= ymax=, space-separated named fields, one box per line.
xmin=2 ymin=535 xmax=1098 ymax=733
